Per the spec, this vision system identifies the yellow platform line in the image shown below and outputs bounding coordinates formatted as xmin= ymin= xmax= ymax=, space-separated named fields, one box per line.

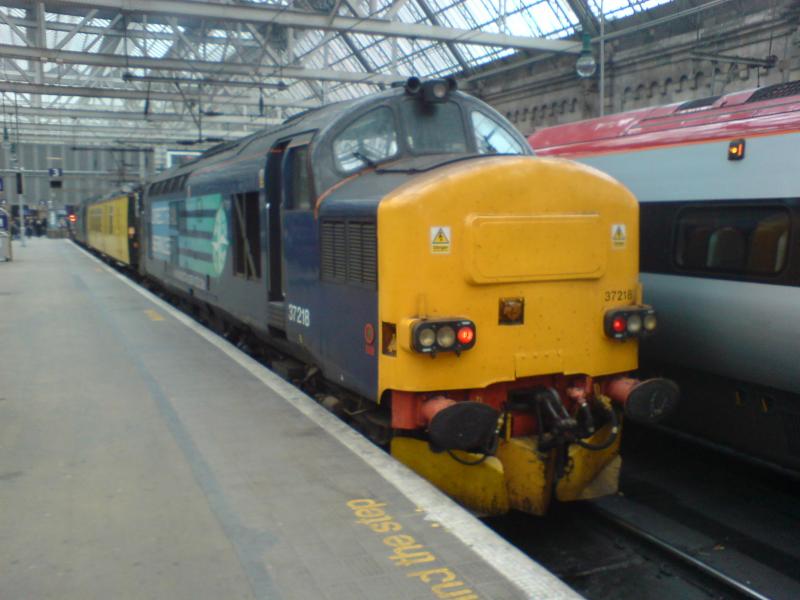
xmin=145 ymin=309 xmax=164 ymax=322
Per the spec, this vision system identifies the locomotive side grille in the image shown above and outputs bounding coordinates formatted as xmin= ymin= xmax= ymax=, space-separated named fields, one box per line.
xmin=321 ymin=220 xmax=348 ymax=282
xmin=321 ymin=219 xmax=376 ymax=288
xmin=348 ymin=221 xmax=364 ymax=283
xmin=360 ymin=223 xmax=377 ymax=285
xmin=320 ymin=221 xmax=338 ymax=280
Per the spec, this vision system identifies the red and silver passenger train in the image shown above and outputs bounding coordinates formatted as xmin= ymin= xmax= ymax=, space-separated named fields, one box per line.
xmin=530 ymin=80 xmax=800 ymax=472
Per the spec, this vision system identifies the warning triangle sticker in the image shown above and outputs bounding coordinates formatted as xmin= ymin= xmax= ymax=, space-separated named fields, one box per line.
xmin=432 ymin=228 xmax=450 ymax=244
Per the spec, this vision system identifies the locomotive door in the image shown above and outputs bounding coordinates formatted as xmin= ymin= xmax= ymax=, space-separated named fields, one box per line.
xmin=266 ymin=140 xmax=289 ymax=304
xmin=265 ymin=132 xmax=313 ymax=331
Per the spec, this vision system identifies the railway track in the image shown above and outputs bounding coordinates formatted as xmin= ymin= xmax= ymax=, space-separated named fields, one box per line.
xmin=587 ymin=502 xmax=774 ymax=600
xmin=487 ymin=423 xmax=800 ymax=600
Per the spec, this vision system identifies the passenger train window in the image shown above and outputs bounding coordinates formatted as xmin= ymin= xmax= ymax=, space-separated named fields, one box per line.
xmin=333 ymin=107 xmax=398 ymax=173
xmin=675 ymin=206 xmax=790 ymax=275
xmin=471 ymin=111 xmax=525 ymax=155
xmin=400 ymin=100 xmax=467 ymax=154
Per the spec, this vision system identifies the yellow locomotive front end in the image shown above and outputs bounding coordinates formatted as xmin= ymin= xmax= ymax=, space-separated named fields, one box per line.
xmin=378 ymin=156 xmax=678 ymax=515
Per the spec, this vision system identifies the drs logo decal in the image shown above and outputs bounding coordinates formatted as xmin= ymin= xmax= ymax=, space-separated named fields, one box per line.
xmin=288 ymin=304 xmax=311 ymax=327
xmin=211 ymin=205 xmax=229 ymax=277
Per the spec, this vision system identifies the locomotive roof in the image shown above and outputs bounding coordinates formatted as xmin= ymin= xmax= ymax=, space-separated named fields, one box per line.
xmin=147 ymin=82 xmax=531 ymax=206
xmin=152 ymin=87 xmax=408 ymax=181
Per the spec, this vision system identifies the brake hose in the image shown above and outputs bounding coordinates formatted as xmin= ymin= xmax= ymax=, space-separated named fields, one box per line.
xmin=574 ymin=403 xmax=619 ymax=451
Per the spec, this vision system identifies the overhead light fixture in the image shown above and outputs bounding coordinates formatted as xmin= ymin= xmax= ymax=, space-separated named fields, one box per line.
xmin=575 ymin=32 xmax=596 ymax=79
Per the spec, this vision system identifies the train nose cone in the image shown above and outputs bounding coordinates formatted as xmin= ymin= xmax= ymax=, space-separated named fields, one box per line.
xmin=624 ymin=378 xmax=680 ymax=424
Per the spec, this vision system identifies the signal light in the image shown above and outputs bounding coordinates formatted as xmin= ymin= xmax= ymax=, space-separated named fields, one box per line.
xmin=68 ymin=214 xmax=77 ymax=223
xmin=728 ymin=139 xmax=745 ymax=161
xmin=411 ymin=318 xmax=476 ymax=355
xmin=605 ymin=307 xmax=657 ymax=341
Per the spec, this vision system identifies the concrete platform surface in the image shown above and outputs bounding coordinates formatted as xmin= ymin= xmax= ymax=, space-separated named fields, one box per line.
xmin=0 ymin=239 xmax=582 ymax=600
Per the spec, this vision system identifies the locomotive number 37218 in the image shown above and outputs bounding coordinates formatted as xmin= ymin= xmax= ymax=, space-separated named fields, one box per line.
xmin=288 ymin=304 xmax=311 ymax=327
xmin=603 ymin=289 xmax=634 ymax=302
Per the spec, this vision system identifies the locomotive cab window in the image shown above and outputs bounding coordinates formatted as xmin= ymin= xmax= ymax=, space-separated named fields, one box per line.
xmin=400 ymin=100 xmax=467 ymax=154
xmin=675 ymin=206 xmax=790 ymax=275
xmin=471 ymin=111 xmax=526 ymax=155
xmin=333 ymin=107 xmax=398 ymax=173
xmin=284 ymin=145 xmax=314 ymax=211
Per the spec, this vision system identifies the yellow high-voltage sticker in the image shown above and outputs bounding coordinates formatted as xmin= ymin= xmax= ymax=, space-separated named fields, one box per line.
xmin=431 ymin=226 xmax=451 ymax=254
xmin=611 ymin=224 xmax=627 ymax=249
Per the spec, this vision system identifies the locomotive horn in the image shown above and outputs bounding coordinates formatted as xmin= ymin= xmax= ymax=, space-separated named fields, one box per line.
xmin=405 ymin=77 xmax=422 ymax=96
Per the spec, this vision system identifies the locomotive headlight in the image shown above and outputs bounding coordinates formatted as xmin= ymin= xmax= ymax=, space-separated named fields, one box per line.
xmin=604 ymin=306 xmax=656 ymax=340
xmin=418 ymin=327 xmax=436 ymax=348
xmin=436 ymin=326 xmax=456 ymax=348
xmin=410 ymin=318 xmax=476 ymax=354
xmin=626 ymin=313 xmax=642 ymax=334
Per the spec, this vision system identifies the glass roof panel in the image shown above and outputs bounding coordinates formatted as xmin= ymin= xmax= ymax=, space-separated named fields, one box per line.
xmin=0 ymin=0 xmax=681 ymax=136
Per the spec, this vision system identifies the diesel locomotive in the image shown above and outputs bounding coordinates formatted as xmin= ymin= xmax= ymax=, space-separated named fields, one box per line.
xmin=76 ymin=78 xmax=678 ymax=515
xmin=72 ymin=188 xmax=141 ymax=267
xmin=530 ymin=80 xmax=800 ymax=473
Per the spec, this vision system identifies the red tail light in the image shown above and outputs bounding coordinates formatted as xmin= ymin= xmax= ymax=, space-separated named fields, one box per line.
xmin=611 ymin=316 xmax=626 ymax=333
xmin=457 ymin=326 xmax=474 ymax=345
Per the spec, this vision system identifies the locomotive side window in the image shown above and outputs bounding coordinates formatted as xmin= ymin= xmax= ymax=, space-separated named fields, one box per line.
xmin=675 ymin=206 xmax=790 ymax=275
xmin=232 ymin=192 xmax=262 ymax=279
xmin=285 ymin=145 xmax=314 ymax=211
xmin=400 ymin=100 xmax=467 ymax=154
xmin=333 ymin=107 xmax=398 ymax=173
xmin=471 ymin=111 xmax=526 ymax=155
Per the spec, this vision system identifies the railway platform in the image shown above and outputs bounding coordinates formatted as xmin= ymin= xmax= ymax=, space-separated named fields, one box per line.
xmin=0 ymin=239 xmax=580 ymax=600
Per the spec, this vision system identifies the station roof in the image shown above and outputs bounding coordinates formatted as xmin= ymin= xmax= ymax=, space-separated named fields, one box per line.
xmin=0 ymin=0 xmax=678 ymax=146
